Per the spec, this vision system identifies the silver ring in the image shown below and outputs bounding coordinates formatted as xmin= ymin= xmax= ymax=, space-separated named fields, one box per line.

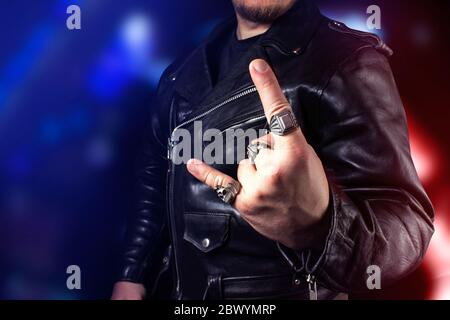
xmin=247 ymin=141 xmax=270 ymax=163
xmin=215 ymin=180 xmax=241 ymax=204
xmin=270 ymin=110 xmax=299 ymax=136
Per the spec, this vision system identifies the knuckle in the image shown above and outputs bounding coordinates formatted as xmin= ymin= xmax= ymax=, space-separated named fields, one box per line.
xmin=213 ymin=174 xmax=226 ymax=187
xmin=266 ymin=165 xmax=283 ymax=185
xmin=253 ymin=189 xmax=266 ymax=202
xmin=260 ymin=77 xmax=276 ymax=91
xmin=269 ymin=99 xmax=290 ymax=115
xmin=236 ymin=198 xmax=251 ymax=216
xmin=286 ymin=143 xmax=309 ymax=164
xmin=268 ymin=173 xmax=282 ymax=187
xmin=204 ymin=170 xmax=219 ymax=187
xmin=203 ymin=171 xmax=213 ymax=184
xmin=291 ymin=146 xmax=306 ymax=162
xmin=296 ymin=144 xmax=314 ymax=164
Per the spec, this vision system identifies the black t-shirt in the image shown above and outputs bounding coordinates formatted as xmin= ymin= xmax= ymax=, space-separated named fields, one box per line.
xmin=209 ymin=30 xmax=262 ymax=86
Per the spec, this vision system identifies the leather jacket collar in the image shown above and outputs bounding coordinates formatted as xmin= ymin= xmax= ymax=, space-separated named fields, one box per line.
xmin=172 ymin=0 xmax=322 ymax=106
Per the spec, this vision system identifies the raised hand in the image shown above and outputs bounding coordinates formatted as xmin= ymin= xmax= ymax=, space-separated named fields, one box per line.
xmin=187 ymin=59 xmax=330 ymax=250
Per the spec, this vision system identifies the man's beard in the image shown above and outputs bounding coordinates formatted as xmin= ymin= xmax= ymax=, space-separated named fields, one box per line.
xmin=233 ymin=0 xmax=295 ymax=24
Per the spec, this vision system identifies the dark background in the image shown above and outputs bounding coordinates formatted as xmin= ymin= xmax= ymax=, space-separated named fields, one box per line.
xmin=0 ymin=0 xmax=449 ymax=299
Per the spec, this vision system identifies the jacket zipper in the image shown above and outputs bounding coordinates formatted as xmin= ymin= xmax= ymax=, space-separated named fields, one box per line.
xmin=166 ymin=86 xmax=258 ymax=298
xmin=219 ymin=114 xmax=267 ymax=135
xmin=168 ymin=86 xmax=258 ymax=158
xmin=166 ymin=161 xmax=182 ymax=299
xmin=306 ymin=274 xmax=318 ymax=300
xmin=166 ymin=97 xmax=182 ymax=299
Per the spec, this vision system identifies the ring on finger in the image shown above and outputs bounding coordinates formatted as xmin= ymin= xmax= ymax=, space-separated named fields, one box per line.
xmin=247 ymin=141 xmax=271 ymax=163
xmin=215 ymin=180 xmax=241 ymax=204
xmin=269 ymin=110 xmax=299 ymax=136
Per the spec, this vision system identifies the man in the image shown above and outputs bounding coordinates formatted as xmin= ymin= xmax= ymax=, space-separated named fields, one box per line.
xmin=112 ymin=0 xmax=434 ymax=300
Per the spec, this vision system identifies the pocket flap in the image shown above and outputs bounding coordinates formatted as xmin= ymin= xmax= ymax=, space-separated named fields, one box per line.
xmin=183 ymin=212 xmax=230 ymax=253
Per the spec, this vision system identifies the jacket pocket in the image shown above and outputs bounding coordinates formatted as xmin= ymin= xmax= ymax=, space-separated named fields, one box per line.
xmin=217 ymin=112 xmax=267 ymax=135
xmin=183 ymin=212 xmax=230 ymax=253
xmin=211 ymin=115 xmax=268 ymax=166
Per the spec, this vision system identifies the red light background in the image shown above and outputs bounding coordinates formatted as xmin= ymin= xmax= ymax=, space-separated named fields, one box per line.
xmin=317 ymin=0 xmax=450 ymax=300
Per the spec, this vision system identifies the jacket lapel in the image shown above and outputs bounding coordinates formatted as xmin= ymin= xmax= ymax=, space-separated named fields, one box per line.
xmin=172 ymin=0 xmax=322 ymax=110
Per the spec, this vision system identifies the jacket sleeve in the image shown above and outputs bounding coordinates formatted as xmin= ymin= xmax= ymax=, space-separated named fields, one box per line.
xmin=117 ymin=74 xmax=172 ymax=284
xmin=306 ymin=47 xmax=435 ymax=293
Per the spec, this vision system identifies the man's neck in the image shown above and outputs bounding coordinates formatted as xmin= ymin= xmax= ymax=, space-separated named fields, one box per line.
xmin=235 ymin=14 xmax=271 ymax=40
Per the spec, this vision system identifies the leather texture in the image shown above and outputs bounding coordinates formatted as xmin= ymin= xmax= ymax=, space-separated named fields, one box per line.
xmin=118 ymin=0 xmax=434 ymax=299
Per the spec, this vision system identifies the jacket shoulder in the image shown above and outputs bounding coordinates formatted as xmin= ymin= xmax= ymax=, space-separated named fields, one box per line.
xmin=312 ymin=16 xmax=393 ymax=61
xmin=327 ymin=19 xmax=393 ymax=56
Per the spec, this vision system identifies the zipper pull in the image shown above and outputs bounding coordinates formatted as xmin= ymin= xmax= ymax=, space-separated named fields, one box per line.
xmin=167 ymin=138 xmax=175 ymax=161
xmin=306 ymin=274 xmax=318 ymax=300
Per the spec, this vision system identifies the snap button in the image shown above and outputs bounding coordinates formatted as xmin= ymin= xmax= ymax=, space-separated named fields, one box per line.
xmin=294 ymin=278 xmax=301 ymax=286
xmin=292 ymin=47 xmax=302 ymax=55
xmin=202 ymin=238 xmax=210 ymax=248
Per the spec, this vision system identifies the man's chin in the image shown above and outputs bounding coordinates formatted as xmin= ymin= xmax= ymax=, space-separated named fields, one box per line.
xmin=234 ymin=3 xmax=293 ymax=24
xmin=235 ymin=7 xmax=283 ymax=24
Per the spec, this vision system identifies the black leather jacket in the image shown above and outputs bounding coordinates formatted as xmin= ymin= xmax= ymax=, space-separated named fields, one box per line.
xmin=118 ymin=0 xmax=434 ymax=300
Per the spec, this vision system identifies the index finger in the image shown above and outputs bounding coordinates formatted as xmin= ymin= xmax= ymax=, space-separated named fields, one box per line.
xmin=249 ymin=59 xmax=304 ymax=147
xmin=249 ymin=59 xmax=293 ymax=123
